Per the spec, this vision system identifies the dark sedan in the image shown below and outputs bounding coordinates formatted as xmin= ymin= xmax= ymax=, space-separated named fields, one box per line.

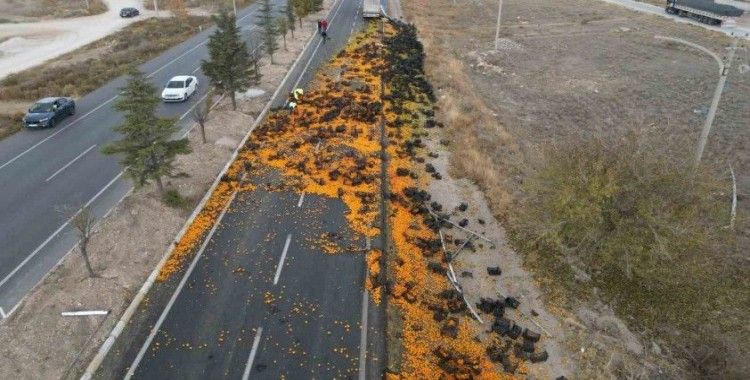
xmin=23 ymin=97 xmax=76 ymax=128
xmin=120 ymin=7 xmax=140 ymax=17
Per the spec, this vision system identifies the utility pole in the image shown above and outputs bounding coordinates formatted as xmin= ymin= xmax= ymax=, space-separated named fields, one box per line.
xmin=153 ymin=0 xmax=159 ymax=17
xmin=233 ymin=0 xmax=237 ymax=17
xmin=494 ymin=0 xmax=503 ymax=50
xmin=655 ymin=34 xmax=743 ymax=166
xmin=694 ymin=36 xmax=739 ymax=166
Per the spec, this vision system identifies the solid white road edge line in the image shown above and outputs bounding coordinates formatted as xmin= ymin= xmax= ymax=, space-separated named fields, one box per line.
xmin=178 ymin=93 xmax=209 ymax=121
xmin=147 ymin=41 xmax=207 ymax=78
xmin=290 ymin=0 xmax=348 ymax=90
xmin=242 ymin=327 xmax=264 ymax=380
xmin=0 ymin=171 xmax=124 ymax=290
xmin=45 ymin=144 xmax=97 ymax=182
xmin=358 ymin=236 xmax=372 ymax=380
xmin=124 ymin=191 xmax=238 ymax=380
xmin=273 ymin=234 xmax=292 ymax=285
xmin=297 ymin=192 xmax=305 ymax=207
xmin=148 ymin=20 xmax=259 ymax=78
xmin=0 ymin=95 xmax=118 ymax=172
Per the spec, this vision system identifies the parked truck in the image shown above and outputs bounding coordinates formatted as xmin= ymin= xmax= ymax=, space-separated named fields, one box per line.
xmin=665 ymin=0 xmax=744 ymax=26
xmin=363 ymin=0 xmax=381 ymax=18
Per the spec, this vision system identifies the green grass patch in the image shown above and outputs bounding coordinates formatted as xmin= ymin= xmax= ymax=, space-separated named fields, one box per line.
xmin=162 ymin=188 xmax=190 ymax=209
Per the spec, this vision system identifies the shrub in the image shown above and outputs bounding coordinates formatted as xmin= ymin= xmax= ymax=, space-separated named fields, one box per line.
xmin=162 ymin=189 xmax=189 ymax=208
xmin=513 ymin=131 xmax=748 ymax=375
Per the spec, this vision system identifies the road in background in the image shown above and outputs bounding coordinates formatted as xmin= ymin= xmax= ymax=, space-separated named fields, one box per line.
xmin=600 ymin=0 xmax=750 ymax=37
xmin=0 ymin=0 xmax=285 ymax=316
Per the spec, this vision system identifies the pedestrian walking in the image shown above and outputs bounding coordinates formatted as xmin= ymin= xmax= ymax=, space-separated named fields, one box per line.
xmin=317 ymin=19 xmax=322 ymax=33
xmin=321 ymin=19 xmax=328 ymax=33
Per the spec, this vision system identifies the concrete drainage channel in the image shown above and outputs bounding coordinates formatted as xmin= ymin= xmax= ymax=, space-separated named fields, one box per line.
xmin=80 ymin=1 xmax=344 ymax=378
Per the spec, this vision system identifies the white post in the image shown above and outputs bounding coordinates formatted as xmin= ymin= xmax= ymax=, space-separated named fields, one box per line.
xmin=654 ymin=35 xmax=739 ymax=167
xmin=694 ymin=37 xmax=738 ymax=166
xmin=153 ymin=0 xmax=159 ymax=17
xmin=494 ymin=0 xmax=503 ymax=50
xmin=729 ymin=164 xmax=737 ymax=230
xmin=233 ymin=0 xmax=237 ymax=17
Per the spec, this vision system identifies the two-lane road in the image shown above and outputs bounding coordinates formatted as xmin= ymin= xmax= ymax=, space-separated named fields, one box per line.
xmin=0 ymin=0 xmax=284 ymax=315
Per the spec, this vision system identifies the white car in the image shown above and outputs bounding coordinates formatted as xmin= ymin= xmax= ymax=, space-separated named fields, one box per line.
xmin=161 ymin=75 xmax=198 ymax=102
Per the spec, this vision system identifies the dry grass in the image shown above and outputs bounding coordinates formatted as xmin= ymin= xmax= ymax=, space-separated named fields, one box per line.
xmin=145 ymin=0 xmax=254 ymax=10
xmin=0 ymin=0 xmax=107 ymax=19
xmin=417 ymin=27 xmax=520 ymax=217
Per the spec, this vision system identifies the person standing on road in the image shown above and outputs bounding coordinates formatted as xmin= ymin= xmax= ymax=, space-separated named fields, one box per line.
xmin=317 ymin=19 xmax=323 ymax=33
xmin=321 ymin=19 xmax=328 ymax=33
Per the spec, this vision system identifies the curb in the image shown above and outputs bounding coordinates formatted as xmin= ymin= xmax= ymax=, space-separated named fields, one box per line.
xmin=80 ymin=2 xmax=340 ymax=379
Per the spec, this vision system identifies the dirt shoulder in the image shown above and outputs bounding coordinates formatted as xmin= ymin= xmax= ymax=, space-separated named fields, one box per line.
xmin=0 ymin=6 xmax=331 ymax=379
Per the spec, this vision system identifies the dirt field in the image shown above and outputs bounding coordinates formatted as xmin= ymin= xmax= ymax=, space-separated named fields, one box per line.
xmin=0 ymin=0 xmax=107 ymax=20
xmin=402 ymin=0 xmax=749 ymax=376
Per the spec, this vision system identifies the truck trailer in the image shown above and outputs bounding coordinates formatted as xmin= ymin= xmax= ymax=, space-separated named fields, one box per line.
xmin=665 ymin=0 xmax=744 ymax=26
xmin=363 ymin=0 xmax=381 ymax=18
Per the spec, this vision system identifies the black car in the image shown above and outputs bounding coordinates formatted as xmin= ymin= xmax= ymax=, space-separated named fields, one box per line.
xmin=120 ymin=7 xmax=140 ymax=17
xmin=23 ymin=97 xmax=76 ymax=128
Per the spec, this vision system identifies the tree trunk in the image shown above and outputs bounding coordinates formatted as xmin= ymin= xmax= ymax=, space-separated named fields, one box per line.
xmin=199 ymin=122 xmax=207 ymax=143
xmin=80 ymin=245 xmax=96 ymax=278
xmin=230 ymin=91 xmax=237 ymax=110
xmin=155 ymin=175 xmax=165 ymax=195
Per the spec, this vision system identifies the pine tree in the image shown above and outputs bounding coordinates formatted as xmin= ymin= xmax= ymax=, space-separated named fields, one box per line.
xmin=102 ymin=68 xmax=191 ymax=196
xmin=276 ymin=17 xmax=289 ymax=51
xmin=202 ymin=9 xmax=253 ymax=110
xmin=292 ymin=0 xmax=307 ymax=29
xmin=257 ymin=0 xmax=279 ymax=63
xmin=285 ymin=0 xmax=296 ymax=38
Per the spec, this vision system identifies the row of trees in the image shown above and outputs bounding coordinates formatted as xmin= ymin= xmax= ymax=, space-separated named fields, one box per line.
xmin=77 ymin=1 xmax=324 ymax=276
xmin=256 ymin=0 xmax=322 ymax=63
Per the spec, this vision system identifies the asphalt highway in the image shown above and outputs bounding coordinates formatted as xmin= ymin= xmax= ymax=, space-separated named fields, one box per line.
xmin=0 ymin=0 xmax=286 ymax=315
xmin=90 ymin=0 xmax=388 ymax=378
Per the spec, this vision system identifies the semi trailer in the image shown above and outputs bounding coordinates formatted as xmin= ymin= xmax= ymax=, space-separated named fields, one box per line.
xmin=665 ymin=0 xmax=744 ymax=26
xmin=363 ymin=0 xmax=381 ymax=18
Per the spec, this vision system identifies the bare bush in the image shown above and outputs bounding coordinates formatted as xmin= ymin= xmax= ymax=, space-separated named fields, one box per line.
xmin=72 ymin=206 xmax=97 ymax=278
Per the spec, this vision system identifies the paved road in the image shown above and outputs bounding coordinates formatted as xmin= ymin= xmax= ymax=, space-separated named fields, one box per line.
xmin=0 ymin=1 xmax=286 ymax=316
xmin=93 ymin=0 xmax=387 ymax=378
xmin=600 ymin=0 xmax=750 ymax=37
